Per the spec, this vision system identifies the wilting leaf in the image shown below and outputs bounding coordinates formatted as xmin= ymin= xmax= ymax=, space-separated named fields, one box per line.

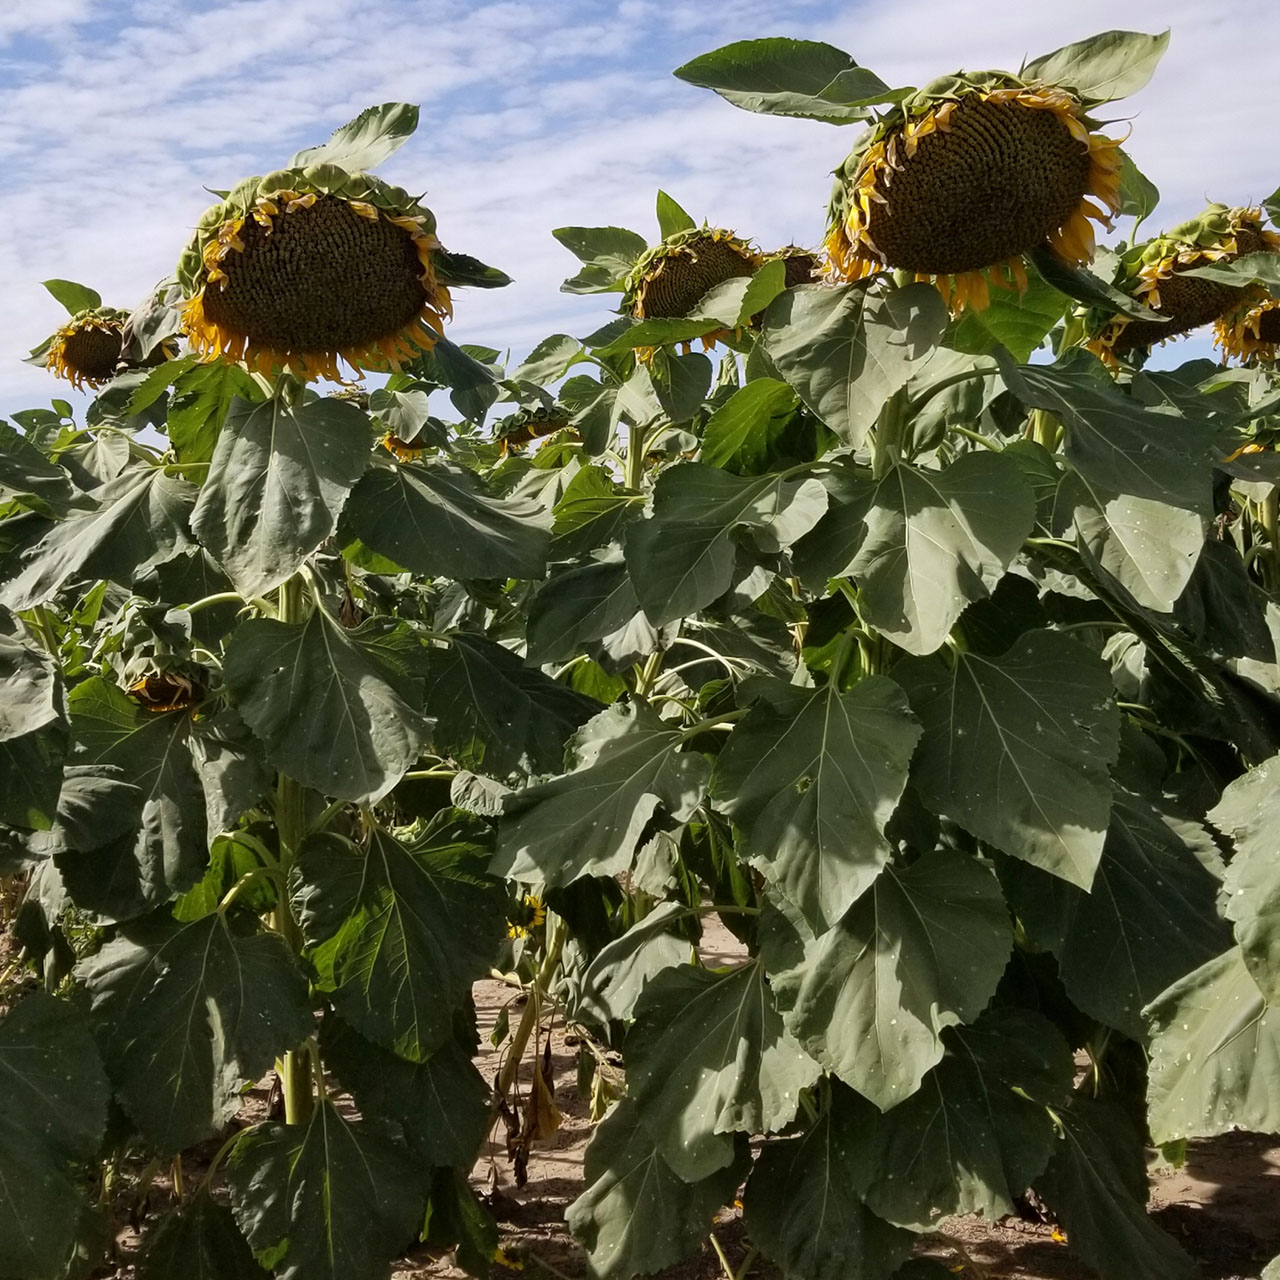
xmin=77 ymin=911 xmax=311 ymax=1152
xmin=762 ymin=852 xmax=1010 ymax=1109
xmin=227 ymin=1101 xmax=427 ymax=1280
xmin=712 ymin=676 xmax=920 ymax=931
xmin=898 ymin=629 xmax=1120 ymax=888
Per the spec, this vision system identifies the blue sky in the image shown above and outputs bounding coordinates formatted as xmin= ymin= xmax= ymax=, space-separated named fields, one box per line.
xmin=2 ymin=0 xmax=1275 ymax=415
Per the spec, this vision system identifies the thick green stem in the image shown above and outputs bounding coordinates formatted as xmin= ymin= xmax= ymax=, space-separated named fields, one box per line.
xmin=273 ymin=574 xmax=313 ymax=1125
xmin=1260 ymin=490 xmax=1280 ymax=595
xmin=626 ymin=422 xmax=650 ymax=492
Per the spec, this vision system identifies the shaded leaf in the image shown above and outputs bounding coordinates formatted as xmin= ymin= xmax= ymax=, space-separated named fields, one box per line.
xmin=897 ymin=630 xmax=1120 ymax=888
xmin=575 ymin=900 xmax=692 ymax=1024
xmin=565 ymin=1099 xmax=745 ymax=1280
xmin=227 ymin=1101 xmax=427 ymax=1280
xmin=77 ymin=912 xmax=311 ymax=1152
xmin=712 ymin=676 xmax=920 ymax=931
xmin=742 ymin=1085 xmax=914 ymax=1280
xmin=550 ymin=464 xmax=643 ymax=559
xmin=138 ymin=1191 xmax=260 ymax=1280
xmin=526 ymin=552 xmax=656 ymax=665
xmin=224 ymin=611 xmax=430 ymax=804
xmin=293 ymin=821 xmax=503 ymax=1062
xmin=762 ymin=852 xmax=1010 ymax=1109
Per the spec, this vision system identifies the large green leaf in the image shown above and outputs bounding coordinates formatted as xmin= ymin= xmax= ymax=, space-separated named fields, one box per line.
xmin=138 ymin=1191 xmax=260 ymax=1280
xmin=0 ymin=419 xmax=75 ymax=515
xmin=0 ymin=630 xmax=63 ymax=743
xmin=1146 ymin=946 xmax=1280 ymax=1142
xmin=742 ymin=1085 xmax=914 ymax=1280
xmin=1 ymin=467 xmax=195 ymax=611
xmin=0 ymin=992 xmax=109 ymax=1280
xmin=320 ymin=1014 xmax=489 ymax=1168
xmin=492 ymin=700 xmax=709 ymax=886
xmin=700 ymin=378 xmax=802 ymax=475
xmin=949 ymin=265 xmax=1069 ymax=361
xmin=565 ymin=1099 xmax=745 ymax=1280
xmin=227 ymin=1101 xmax=427 ymax=1280
xmin=343 ymin=459 xmax=549 ymax=581
xmin=289 ymin=101 xmax=419 ymax=169
xmin=0 ymin=726 xmax=67 ymax=831
xmin=553 ymin=225 xmax=649 ymax=294
xmin=996 ymin=355 xmax=1216 ymax=514
xmin=762 ymin=283 xmax=949 ymax=446
xmin=654 ymin=189 xmax=695 ymax=239
xmin=762 ymin=852 xmax=1010 ymax=1108
xmin=847 ymin=1008 xmax=1073 ymax=1228
xmin=223 ymin=611 xmax=430 ymax=803
xmin=897 ymin=630 xmax=1120 ymax=888
xmin=1000 ymin=790 xmax=1229 ymax=1039
xmin=851 ymin=454 xmax=1036 ymax=654
xmin=77 ymin=911 xmax=312 ymax=1152
xmin=712 ymin=676 xmax=920 ymax=931
xmin=624 ymin=462 xmax=826 ymax=626
xmin=525 ymin=551 xmax=658 ymax=666
xmin=1072 ymin=483 xmax=1204 ymax=613
xmin=65 ymin=677 xmax=209 ymax=917
xmin=575 ymin=901 xmax=693 ymax=1023
xmin=1022 ymin=29 xmax=1170 ymax=104
xmin=41 ymin=278 xmax=101 ymax=315
xmin=292 ymin=821 xmax=502 ymax=1061
xmin=423 ymin=632 xmax=599 ymax=777
xmin=166 ymin=363 xmax=260 ymax=472
xmin=672 ymin=38 xmax=900 ymax=123
xmin=1035 ymin=1097 xmax=1198 ymax=1280
xmin=550 ymin=464 xmax=643 ymax=559
xmin=190 ymin=394 xmax=372 ymax=597
xmin=1209 ymin=755 xmax=1280 ymax=1003
xmin=626 ymin=961 xmax=819 ymax=1181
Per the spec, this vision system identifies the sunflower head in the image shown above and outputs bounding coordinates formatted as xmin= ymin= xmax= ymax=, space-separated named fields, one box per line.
xmin=41 ymin=307 xmax=128 ymax=390
xmin=825 ymin=70 xmax=1122 ymax=312
xmin=1215 ymin=292 xmax=1280 ymax=364
xmin=1087 ymin=206 xmax=1280 ymax=366
xmin=178 ymin=162 xmax=502 ymax=382
xmin=764 ymin=246 xmax=821 ymax=289
xmin=127 ymin=671 xmax=203 ymax=713
xmin=624 ymin=226 xmax=762 ymax=321
xmin=495 ymin=404 xmax=574 ymax=455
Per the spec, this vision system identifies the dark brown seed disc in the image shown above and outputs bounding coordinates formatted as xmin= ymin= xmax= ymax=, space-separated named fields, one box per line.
xmin=202 ymin=194 xmax=428 ymax=351
xmin=781 ymin=254 xmax=819 ymax=288
xmin=863 ymin=96 xmax=1092 ymax=275
xmin=1257 ymin=308 xmax=1280 ymax=343
xmin=62 ymin=325 xmax=122 ymax=380
xmin=637 ymin=236 xmax=758 ymax=318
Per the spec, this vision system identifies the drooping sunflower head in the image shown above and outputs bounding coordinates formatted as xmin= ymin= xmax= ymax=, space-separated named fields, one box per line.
xmin=1087 ymin=205 xmax=1280 ymax=366
xmin=495 ymin=404 xmax=574 ymax=455
xmin=825 ymin=71 xmax=1122 ymax=312
xmin=1215 ymin=292 xmax=1280 ymax=364
xmin=764 ymin=246 xmax=822 ymax=289
xmin=623 ymin=225 xmax=762 ymax=331
xmin=43 ymin=308 xmax=128 ymax=390
xmin=178 ymin=163 xmax=501 ymax=382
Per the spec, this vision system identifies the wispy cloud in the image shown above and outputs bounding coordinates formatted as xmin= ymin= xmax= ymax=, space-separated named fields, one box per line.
xmin=1 ymin=0 xmax=1270 ymax=413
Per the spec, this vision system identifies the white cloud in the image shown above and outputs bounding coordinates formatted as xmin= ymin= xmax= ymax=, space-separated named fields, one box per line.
xmin=0 ymin=0 xmax=1272 ymax=412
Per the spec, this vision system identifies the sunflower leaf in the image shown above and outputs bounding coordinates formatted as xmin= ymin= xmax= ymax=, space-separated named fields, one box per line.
xmin=655 ymin=190 xmax=695 ymax=240
xmin=554 ymin=226 xmax=649 ymax=293
xmin=673 ymin=38 xmax=905 ymax=124
xmin=1022 ymin=29 xmax=1170 ymax=105
xmin=42 ymin=279 xmax=101 ymax=316
xmin=223 ymin=611 xmax=431 ymax=804
xmin=1179 ymin=251 xmax=1280 ymax=289
xmin=0 ymin=992 xmax=109 ymax=1280
xmin=289 ymin=101 xmax=419 ymax=171
xmin=292 ymin=821 xmax=503 ymax=1062
xmin=1028 ymin=245 xmax=1170 ymax=322
xmin=896 ymin=629 xmax=1120 ymax=889
xmin=137 ymin=1191 xmax=260 ymax=1280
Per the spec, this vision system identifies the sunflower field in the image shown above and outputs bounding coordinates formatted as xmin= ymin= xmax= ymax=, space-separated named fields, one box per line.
xmin=4 ymin=25 xmax=1280 ymax=1280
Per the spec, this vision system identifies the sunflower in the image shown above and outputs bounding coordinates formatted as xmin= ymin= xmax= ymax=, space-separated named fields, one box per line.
xmin=507 ymin=893 xmax=546 ymax=939
xmin=44 ymin=308 xmax=128 ymax=390
xmin=495 ymin=404 xmax=574 ymax=455
xmin=127 ymin=671 xmax=202 ymax=713
xmin=764 ymin=246 xmax=821 ymax=289
xmin=381 ymin=433 xmax=426 ymax=463
xmin=623 ymin=225 xmax=762 ymax=357
xmin=178 ymin=163 xmax=503 ymax=382
xmin=825 ymin=74 xmax=1122 ymax=312
xmin=1215 ymin=293 xmax=1280 ymax=364
xmin=1087 ymin=206 xmax=1280 ymax=366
